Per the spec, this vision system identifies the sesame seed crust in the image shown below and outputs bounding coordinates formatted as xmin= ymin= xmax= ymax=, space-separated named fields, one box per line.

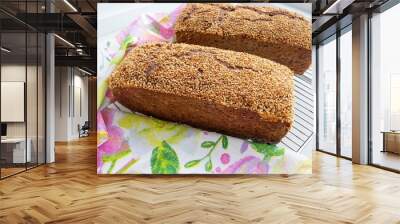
xmin=174 ymin=3 xmax=311 ymax=74
xmin=109 ymin=43 xmax=294 ymax=143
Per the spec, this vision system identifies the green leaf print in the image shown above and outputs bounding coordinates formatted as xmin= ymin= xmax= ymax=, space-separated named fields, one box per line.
xmin=201 ymin=141 xmax=215 ymax=148
xmin=184 ymin=160 xmax=201 ymax=168
xmin=151 ymin=141 xmax=180 ymax=174
xmin=102 ymin=149 xmax=131 ymax=174
xmin=185 ymin=135 xmax=229 ymax=172
xmin=250 ymin=142 xmax=285 ymax=161
xmin=120 ymin=35 xmax=136 ymax=51
xmin=97 ymin=78 xmax=108 ymax=109
xmin=102 ymin=150 xmax=131 ymax=163
xmin=205 ymin=159 xmax=213 ymax=172
xmin=222 ymin=135 xmax=228 ymax=149
xmin=125 ymin=116 xmax=188 ymax=146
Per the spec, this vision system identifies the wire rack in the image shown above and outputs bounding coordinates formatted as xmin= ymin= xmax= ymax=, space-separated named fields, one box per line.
xmin=278 ymin=70 xmax=314 ymax=152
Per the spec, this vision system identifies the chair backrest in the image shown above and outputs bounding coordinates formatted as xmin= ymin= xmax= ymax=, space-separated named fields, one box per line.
xmin=82 ymin=121 xmax=90 ymax=129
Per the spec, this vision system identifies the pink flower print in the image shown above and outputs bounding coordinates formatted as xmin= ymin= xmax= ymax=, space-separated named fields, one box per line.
xmin=240 ymin=141 xmax=249 ymax=154
xmin=97 ymin=112 xmax=107 ymax=140
xmin=220 ymin=153 xmax=230 ymax=164
xmin=101 ymin=107 xmax=115 ymax=127
xmin=105 ymin=89 xmax=114 ymax=99
xmin=221 ymin=156 xmax=269 ymax=174
xmin=159 ymin=26 xmax=174 ymax=39
xmin=97 ymin=150 xmax=105 ymax=168
xmin=98 ymin=125 xmax=124 ymax=155
xmin=97 ymin=107 xmax=127 ymax=168
xmin=116 ymin=18 xmax=139 ymax=44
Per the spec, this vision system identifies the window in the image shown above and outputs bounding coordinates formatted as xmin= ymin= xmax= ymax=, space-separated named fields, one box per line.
xmin=340 ymin=27 xmax=352 ymax=158
xmin=0 ymin=1 xmax=47 ymax=179
xmin=318 ymin=35 xmax=337 ymax=154
xmin=370 ymin=3 xmax=400 ymax=171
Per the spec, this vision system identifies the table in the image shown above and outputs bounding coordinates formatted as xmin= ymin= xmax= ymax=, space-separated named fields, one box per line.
xmin=381 ymin=131 xmax=400 ymax=154
xmin=1 ymin=138 xmax=31 ymax=163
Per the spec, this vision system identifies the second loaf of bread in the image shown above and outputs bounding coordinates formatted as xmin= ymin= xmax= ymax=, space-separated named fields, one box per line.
xmin=109 ymin=43 xmax=294 ymax=143
xmin=175 ymin=3 xmax=311 ymax=75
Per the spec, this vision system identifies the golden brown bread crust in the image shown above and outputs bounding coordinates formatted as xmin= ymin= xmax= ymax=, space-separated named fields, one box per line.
xmin=174 ymin=3 xmax=311 ymax=74
xmin=109 ymin=43 xmax=294 ymax=143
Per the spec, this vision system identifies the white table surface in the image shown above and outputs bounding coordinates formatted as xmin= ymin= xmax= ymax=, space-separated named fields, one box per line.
xmin=1 ymin=137 xmax=32 ymax=163
xmin=1 ymin=138 xmax=26 ymax=143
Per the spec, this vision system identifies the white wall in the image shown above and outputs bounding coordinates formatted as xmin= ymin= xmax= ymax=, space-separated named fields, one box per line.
xmin=1 ymin=65 xmax=26 ymax=141
xmin=55 ymin=66 xmax=69 ymax=141
xmin=71 ymin=72 xmax=89 ymax=139
xmin=1 ymin=64 xmax=38 ymax=138
xmin=1 ymin=65 xmax=26 ymax=139
xmin=54 ymin=67 xmax=89 ymax=141
xmin=1 ymin=63 xmax=46 ymax=164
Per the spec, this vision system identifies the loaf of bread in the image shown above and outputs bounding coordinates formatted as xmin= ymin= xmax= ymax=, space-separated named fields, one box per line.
xmin=109 ymin=43 xmax=294 ymax=143
xmin=174 ymin=3 xmax=311 ymax=75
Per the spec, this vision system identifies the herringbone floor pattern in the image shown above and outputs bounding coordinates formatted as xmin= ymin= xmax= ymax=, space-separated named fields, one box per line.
xmin=1 ymin=135 xmax=400 ymax=224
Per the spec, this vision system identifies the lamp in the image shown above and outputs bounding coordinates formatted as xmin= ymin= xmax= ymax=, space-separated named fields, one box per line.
xmin=1 ymin=47 xmax=11 ymax=53
xmin=63 ymin=0 xmax=78 ymax=12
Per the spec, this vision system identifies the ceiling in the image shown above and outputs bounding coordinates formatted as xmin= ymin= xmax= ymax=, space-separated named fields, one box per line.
xmin=0 ymin=0 xmax=395 ymax=73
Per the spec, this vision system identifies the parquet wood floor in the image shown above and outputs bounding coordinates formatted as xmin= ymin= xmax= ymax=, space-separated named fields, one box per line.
xmin=1 ymin=167 xmax=26 ymax=178
xmin=1 ymin=135 xmax=399 ymax=224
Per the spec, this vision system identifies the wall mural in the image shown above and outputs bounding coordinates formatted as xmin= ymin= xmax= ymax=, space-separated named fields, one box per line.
xmin=97 ymin=3 xmax=312 ymax=174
